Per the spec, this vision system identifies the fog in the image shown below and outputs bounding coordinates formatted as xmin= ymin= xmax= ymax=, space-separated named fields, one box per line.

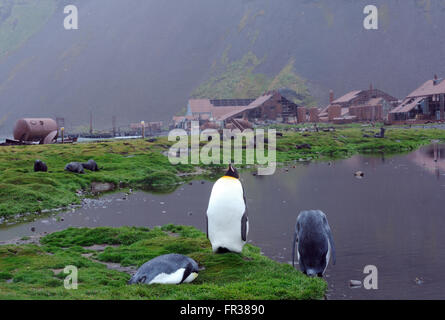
xmin=0 ymin=0 xmax=444 ymax=132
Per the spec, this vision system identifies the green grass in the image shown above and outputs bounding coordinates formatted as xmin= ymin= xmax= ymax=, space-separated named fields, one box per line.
xmin=273 ymin=127 xmax=445 ymax=162
xmin=192 ymin=52 xmax=316 ymax=106
xmin=0 ymin=138 xmax=196 ymax=218
xmin=0 ymin=127 xmax=444 ymax=219
xmin=0 ymin=225 xmax=326 ymax=300
xmin=0 ymin=0 xmax=57 ymax=57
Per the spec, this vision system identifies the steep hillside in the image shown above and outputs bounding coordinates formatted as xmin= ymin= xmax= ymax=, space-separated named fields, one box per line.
xmin=0 ymin=0 xmax=444 ymax=133
xmin=192 ymin=53 xmax=316 ymax=106
xmin=0 ymin=0 xmax=57 ymax=58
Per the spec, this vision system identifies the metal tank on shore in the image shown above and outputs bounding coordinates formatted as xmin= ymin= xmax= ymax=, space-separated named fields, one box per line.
xmin=13 ymin=118 xmax=58 ymax=144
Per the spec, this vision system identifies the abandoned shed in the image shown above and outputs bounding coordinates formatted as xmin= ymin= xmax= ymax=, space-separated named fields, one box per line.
xmin=319 ymin=86 xmax=399 ymax=123
xmin=390 ymin=75 xmax=445 ymax=122
xmin=174 ymin=91 xmax=302 ymax=130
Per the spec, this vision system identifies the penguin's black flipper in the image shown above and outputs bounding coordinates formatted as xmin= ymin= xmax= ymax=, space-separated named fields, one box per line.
xmin=180 ymin=262 xmax=193 ymax=284
xmin=241 ymin=182 xmax=248 ymax=242
xmin=205 ymin=215 xmax=209 ymax=239
xmin=241 ymin=210 xmax=248 ymax=242
xmin=291 ymin=222 xmax=298 ymax=268
xmin=323 ymin=218 xmax=336 ymax=265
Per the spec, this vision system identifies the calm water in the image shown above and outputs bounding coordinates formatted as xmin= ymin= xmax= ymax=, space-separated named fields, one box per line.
xmin=1 ymin=145 xmax=444 ymax=300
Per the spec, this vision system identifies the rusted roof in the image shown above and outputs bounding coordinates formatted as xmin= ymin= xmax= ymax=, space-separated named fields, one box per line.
xmin=407 ymin=78 xmax=445 ymax=98
xmin=350 ymin=97 xmax=383 ymax=109
xmin=188 ymin=98 xmax=255 ymax=120
xmin=188 ymin=99 xmax=214 ymax=113
xmin=390 ymin=97 xmax=424 ymax=114
xmin=217 ymin=94 xmax=273 ymax=121
xmin=332 ymin=90 xmax=362 ymax=104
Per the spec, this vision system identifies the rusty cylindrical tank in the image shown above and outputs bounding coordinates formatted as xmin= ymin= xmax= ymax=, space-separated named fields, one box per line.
xmin=13 ymin=118 xmax=58 ymax=143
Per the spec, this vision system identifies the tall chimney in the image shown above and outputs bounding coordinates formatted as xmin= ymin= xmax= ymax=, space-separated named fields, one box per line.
xmin=329 ymin=90 xmax=334 ymax=104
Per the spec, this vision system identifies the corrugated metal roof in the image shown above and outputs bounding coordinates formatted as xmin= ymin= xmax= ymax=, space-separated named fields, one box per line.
xmin=407 ymin=79 xmax=445 ymax=98
xmin=188 ymin=98 xmax=259 ymax=120
xmin=350 ymin=97 xmax=383 ymax=109
xmin=332 ymin=90 xmax=362 ymax=104
xmin=390 ymin=97 xmax=424 ymax=114
xmin=217 ymin=94 xmax=273 ymax=121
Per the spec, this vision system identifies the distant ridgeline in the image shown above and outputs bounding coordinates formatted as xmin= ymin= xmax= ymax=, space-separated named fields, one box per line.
xmin=192 ymin=52 xmax=317 ymax=107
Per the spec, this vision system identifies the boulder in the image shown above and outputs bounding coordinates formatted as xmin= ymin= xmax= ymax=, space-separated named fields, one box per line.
xmin=65 ymin=162 xmax=84 ymax=174
xmin=82 ymin=159 xmax=99 ymax=171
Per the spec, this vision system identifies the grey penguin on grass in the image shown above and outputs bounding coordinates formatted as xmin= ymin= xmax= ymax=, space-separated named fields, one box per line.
xmin=206 ymin=164 xmax=248 ymax=254
xmin=128 ymin=254 xmax=199 ymax=285
xmin=292 ymin=210 xmax=336 ymax=277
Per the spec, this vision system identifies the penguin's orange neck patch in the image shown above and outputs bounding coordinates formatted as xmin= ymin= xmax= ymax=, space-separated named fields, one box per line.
xmin=221 ymin=176 xmax=238 ymax=180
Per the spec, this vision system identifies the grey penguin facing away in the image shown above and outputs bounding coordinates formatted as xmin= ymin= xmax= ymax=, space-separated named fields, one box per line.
xmin=34 ymin=160 xmax=48 ymax=172
xmin=206 ymin=164 xmax=248 ymax=254
xmin=64 ymin=162 xmax=84 ymax=174
xmin=82 ymin=159 xmax=99 ymax=171
xmin=128 ymin=254 xmax=199 ymax=285
xmin=292 ymin=210 xmax=336 ymax=277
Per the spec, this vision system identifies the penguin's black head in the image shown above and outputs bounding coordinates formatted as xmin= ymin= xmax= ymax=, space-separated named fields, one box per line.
xmin=225 ymin=163 xmax=239 ymax=179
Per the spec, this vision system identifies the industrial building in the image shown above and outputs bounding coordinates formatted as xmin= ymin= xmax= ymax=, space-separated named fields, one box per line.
xmin=173 ymin=91 xmax=301 ymax=130
xmin=319 ymin=86 xmax=399 ymax=123
xmin=389 ymin=75 xmax=445 ymax=123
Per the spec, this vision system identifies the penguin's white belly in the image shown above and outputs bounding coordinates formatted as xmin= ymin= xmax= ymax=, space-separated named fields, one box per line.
xmin=149 ymin=268 xmax=197 ymax=284
xmin=207 ymin=178 xmax=247 ymax=253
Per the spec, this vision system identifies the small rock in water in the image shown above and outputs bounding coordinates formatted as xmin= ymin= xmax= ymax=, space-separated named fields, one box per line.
xmin=354 ymin=171 xmax=364 ymax=178
xmin=187 ymin=212 xmax=193 ymax=216
xmin=30 ymin=226 xmax=36 ymax=232
xmin=201 ymin=181 xmax=205 ymax=184
xmin=415 ymin=277 xmax=424 ymax=285
xmin=349 ymin=280 xmax=362 ymax=288
xmin=189 ymin=182 xmax=193 ymax=185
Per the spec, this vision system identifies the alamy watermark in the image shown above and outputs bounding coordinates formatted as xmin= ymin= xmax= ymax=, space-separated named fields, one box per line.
xmin=363 ymin=5 xmax=378 ymax=30
xmin=363 ymin=265 xmax=378 ymax=290
xmin=64 ymin=265 xmax=78 ymax=290
xmin=168 ymin=121 xmax=276 ymax=175
xmin=64 ymin=5 xmax=78 ymax=30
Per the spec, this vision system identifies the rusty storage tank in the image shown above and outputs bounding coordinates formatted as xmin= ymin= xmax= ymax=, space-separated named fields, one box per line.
xmin=13 ymin=118 xmax=58 ymax=144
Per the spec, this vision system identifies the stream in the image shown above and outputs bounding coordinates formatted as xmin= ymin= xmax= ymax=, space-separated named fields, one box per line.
xmin=1 ymin=144 xmax=444 ymax=299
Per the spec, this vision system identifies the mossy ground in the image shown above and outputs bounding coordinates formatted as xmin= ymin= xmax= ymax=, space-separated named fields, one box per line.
xmin=0 ymin=127 xmax=444 ymax=219
xmin=0 ymin=138 xmax=195 ymax=218
xmin=0 ymin=225 xmax=326 ymax=300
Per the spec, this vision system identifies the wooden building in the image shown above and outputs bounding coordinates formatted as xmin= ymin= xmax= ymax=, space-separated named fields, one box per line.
xmin=390 ymin=75 xmax=445 ymax=123
xmin=174 ymin=91 xmax=302 ymax=129
xmin=319 ymin=86 xmax=398 ymax=122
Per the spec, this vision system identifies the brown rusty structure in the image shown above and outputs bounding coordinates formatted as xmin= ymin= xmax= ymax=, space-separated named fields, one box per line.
xmin=174 ymin=91 xmax=305 ymax=130
xmin=390 ymin=75 xmax=445 ymax=123
xmin=13 ymin=118 xmax=58 ymax=144
xmin=319 ymin=86 xmax=398 ymax=122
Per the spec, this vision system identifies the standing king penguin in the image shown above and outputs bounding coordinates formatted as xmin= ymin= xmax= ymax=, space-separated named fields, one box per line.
xmin=292 ymin=210 xmax=336 ymax=277
xmin=206 ymin=164 xmax=248 ymax=253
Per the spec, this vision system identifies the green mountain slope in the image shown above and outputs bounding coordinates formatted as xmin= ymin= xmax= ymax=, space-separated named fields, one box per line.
xmin=0 ymin=0 xmax=56 ymax=58
xmin=192 ymin=52 xmax=316 ymax=106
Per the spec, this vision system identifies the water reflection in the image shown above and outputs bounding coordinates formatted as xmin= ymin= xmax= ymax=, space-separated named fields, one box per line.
xmin=0 ymin=145 xmax=444 ymax=299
